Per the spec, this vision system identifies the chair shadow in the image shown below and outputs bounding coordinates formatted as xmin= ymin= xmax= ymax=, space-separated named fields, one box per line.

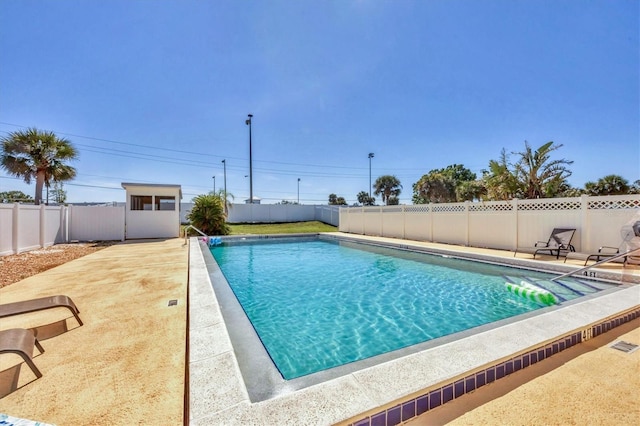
xmin=0 ymin=352 xmax=43 ymax=398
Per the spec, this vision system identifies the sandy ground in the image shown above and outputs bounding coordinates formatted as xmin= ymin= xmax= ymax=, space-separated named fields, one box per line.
xmin=0 ymin=239 xmax=187 ymax=425
xmin=0 ymin=243 xmax=115 ymax=288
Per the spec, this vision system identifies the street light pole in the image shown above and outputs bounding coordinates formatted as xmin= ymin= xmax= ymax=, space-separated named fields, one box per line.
xmin=212 ymin=175 xmax=216 ymax=193
xmin=368 ymin=152 xmax=375 ymax=198
xmin=297 ymin=178 xmax=301 ymax=204
xmin=246 ymin=114 xmax=253 ymax=204
xmin=221 ymin=159 xmax=227 ymax=213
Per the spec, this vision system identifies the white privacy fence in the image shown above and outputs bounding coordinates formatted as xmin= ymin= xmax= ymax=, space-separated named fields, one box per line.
xmin=1 ymin=203 xmax=340 ymax=255
xmin=180 ymin=203 xmax=341 ymax=226
xmin=0 ymin=204 xmax=125 ymax=256
xmin=339 ymin=195 xmax=640 ymax=253
xmin=4 ymin=195 xmax=637 ymax=256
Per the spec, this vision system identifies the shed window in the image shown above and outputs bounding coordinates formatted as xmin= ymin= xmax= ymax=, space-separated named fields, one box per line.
xmin=156 ymin=196 xmax=176 ymax=211
xmin=131 ymin=195 xmax=153 ymax=210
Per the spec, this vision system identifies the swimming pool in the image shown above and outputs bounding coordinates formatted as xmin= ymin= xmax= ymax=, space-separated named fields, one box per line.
xmin=190 ymin=234 xmax=639 ymax=423
xmin=209 ymin=236 xmax=598 ymax=380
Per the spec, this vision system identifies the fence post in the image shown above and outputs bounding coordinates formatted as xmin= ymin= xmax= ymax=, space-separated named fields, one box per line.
xmin=465 ymin=201 xmax=470 ymax=246
xmin=581 ymin=194 xmax=590 ymax=251
xmin=511 ymin=198 xmax=519 ymax=250
xmin=402 ymin=205 xmax=406 ymax=240
xmin=428 ymin=205 xmax=433 ymax=242
xmin=62 ymin=205 xmax=69 ymax=243
xmin=12 ymin=203 xmax=19 ymax=254
xmin=39 ymin=204 xmax=46 ymax=248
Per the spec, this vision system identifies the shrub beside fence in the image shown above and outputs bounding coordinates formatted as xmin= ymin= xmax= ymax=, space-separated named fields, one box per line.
xmin=339 ymin=195 xmax=640 ymax=253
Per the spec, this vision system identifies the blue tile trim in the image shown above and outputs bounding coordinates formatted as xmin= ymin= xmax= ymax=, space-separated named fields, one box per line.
xmin=387 ymin=405 xmax=401 ymax=426
xmin=401 ymin=401 xmax=415 ymax=422
xmin=454 ymin=380 xmax=464 ymax=398
xmin=347 ymin=307 xmax=640 ymax=426
xmin=416 ymin=395 xmax=428 ymax=416
xmin=442 ymin=384 xmax=454 ymax=403
xmin=354 ymin=418 xmax=370 ymax=426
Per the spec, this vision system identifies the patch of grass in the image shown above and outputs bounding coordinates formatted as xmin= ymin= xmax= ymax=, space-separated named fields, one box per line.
xmin=228 ymin=221 xmax=337 ymax=235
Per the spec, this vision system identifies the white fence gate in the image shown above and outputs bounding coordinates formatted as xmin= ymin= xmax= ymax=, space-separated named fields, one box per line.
xmin=339 ymin=195 xmax=640 ymax=253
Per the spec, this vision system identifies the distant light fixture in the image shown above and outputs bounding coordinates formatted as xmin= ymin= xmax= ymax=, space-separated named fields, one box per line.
xmin=368 ymin=152 xmax=375 ymax=198
xmin=246 ymin=114 xmax=254 ymax=204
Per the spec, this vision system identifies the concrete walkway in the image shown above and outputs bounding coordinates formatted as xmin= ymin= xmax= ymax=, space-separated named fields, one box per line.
xmin=0 ymin=238 xmax=188 ymax=425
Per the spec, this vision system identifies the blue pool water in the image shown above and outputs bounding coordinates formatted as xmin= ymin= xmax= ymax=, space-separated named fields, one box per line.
xmin=210 ymin=238 xmax=559 ymax=380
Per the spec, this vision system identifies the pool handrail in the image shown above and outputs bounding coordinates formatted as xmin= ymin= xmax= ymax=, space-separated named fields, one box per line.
xmin=183 ymin=225 xmax=208 ymax=246
xmin=551 ymin=247 xmax=640 ymax=281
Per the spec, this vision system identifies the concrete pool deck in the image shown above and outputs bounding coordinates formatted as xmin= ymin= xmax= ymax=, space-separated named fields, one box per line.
xmin=0 ymin=233 xmax=638 ymax=425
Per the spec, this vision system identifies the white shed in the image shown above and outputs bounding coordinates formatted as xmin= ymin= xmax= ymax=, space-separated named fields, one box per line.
xmin=121 ymin=183 xmax=182 ymax=239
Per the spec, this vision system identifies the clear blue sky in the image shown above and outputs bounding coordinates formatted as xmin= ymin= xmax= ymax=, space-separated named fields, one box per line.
xmin=1 ymin=0 xmax=638 ymax=205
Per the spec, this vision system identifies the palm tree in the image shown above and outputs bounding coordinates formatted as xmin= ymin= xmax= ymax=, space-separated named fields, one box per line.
xmin=482 ymin=149 xmax=522 ymax=200
xmin=187 ymin=193 xmax=230 ymax=235
xmin=584 ymin=174 xmax=630 ymax=195
xmin=356 ymin=190 xmax=375 ymax=206
xmin=1 ymin=128 xmax=78 ymax=205
xmin=373 ymin=175 xmax=402 ymax=205
xmin=512 ymin=141 xmax=573 ymax=199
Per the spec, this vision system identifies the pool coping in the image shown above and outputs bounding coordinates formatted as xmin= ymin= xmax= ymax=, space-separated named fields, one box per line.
xmin=188 ymin=233 xmax=640 ymax=425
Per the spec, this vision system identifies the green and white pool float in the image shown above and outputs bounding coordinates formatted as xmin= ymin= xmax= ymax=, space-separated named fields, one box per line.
xmin=505 ymin=280 xmax=558 ymax=305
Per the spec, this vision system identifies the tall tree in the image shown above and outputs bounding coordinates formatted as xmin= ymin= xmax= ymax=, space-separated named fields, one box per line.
xmin=328 ymin=193 xmax=347 ymax=205
xmin=373 ymin=175 xmax=402 ymax=205
xmin=482 ymin=149 xmax=522 ymax=200
xmin=0 ymin=190 xmax=34 ymax=203
xmin=413 ymin=164 xmax=476 ymax=203
xmin=1 ymin=128 xmax=78 ymax=205
xmin=50 ymin=181 xmax=67 ymax=204
xmin=584 ymin=174 xmax=630 ymax=195
xmin=356 ymin=190 xmax=375 ymax=206
xmin=512 ymin=141 xmax=573 ymax=199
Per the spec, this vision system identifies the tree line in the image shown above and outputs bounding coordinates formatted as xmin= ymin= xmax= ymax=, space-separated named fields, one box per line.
xmin=329 ymin=141 xmax=639 ymax=206
xmin=1 ymin=129 xmax=637 ymax=208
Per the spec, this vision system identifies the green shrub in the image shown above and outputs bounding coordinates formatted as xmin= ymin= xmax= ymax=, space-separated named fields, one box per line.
xmin=186 ymin=194 xmax=230 ymax=235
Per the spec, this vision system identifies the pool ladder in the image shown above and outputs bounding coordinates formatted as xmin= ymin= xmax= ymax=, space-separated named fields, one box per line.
xmin=183 ymin=225 xmax=208 ymax=246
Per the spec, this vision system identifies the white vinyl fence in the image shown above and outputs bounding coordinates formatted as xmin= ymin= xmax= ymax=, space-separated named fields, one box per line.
xmin=0 ymin=204 xmax=124 ymax=256
xmin=180 ymin=203 xmax=341 ymax=226
xmin=4 ymin=195 xmax=638 ymax=256
xmin=339 ymin=195 xmax=640 ymax=253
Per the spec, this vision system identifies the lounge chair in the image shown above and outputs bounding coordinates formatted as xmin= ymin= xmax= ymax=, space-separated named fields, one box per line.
xmin=565 ymin=246 xmax=620 ymax=266
xmin=0 ymin=295 xmax=83 ymax=326
xmin=0 ymin=328 xmax=45 ymax=379
xmin=515 ymin=228 xmax=576 ymax=259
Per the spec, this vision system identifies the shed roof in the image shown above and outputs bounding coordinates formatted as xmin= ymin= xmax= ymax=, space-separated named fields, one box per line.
xmin=121 ymin=183 xmax=182 ymax=199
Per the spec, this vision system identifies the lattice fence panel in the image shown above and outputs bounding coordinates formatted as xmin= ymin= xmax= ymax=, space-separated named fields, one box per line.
xmin=518 ymin=200 xmax=581 ymax=211
xmin=469 ymin=203 xmax=513 ymax=212
xmin=432 ymin=205 xmax=466 ymax=213
xmin=404 ymin=205 xmax=430 ymax=213
xmin=588 ymin=199 xmax=640 ymax=210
